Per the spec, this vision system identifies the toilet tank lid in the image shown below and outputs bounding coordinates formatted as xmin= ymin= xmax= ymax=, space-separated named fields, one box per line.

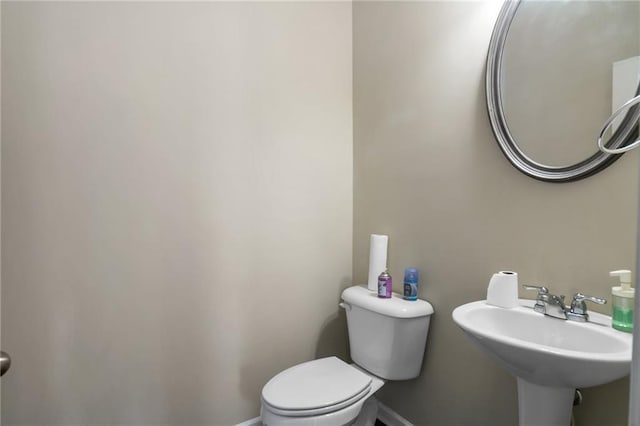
xmin=341 ymin=285 xmax=434 ymax=318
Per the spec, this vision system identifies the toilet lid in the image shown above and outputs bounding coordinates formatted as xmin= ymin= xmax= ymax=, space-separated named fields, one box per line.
xmin=262 ymin=357 xmax=372 ymax=412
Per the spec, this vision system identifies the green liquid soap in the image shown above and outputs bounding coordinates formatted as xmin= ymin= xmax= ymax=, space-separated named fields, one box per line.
xmin=612 ymin=305 xmax=633 ymax=333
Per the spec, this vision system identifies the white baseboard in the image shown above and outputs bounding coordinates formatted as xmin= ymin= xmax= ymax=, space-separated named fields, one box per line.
xmin=377 ymin=400 xmax=414 ymax=426
xmin=235 ymin=416 xmax=262 ymax=426
xmin=235 ymin=400 xmax=412 ymax=426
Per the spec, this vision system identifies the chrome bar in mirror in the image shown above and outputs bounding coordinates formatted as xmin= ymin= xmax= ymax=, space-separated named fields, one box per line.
xmin=598 ymin=95 xmax=640 ymax=154
xmin=1 ymin=351 xmax=11 ymax=377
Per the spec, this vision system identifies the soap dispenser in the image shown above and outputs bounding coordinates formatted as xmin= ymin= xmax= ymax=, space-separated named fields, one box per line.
xmin=610 ymin=269 xmax=634 ymax=333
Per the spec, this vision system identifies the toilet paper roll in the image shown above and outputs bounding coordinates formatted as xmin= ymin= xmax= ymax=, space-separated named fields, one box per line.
xmin=367 ymin=234 xmax=388 ymax=291
xmin=486 ymin=271 xmax=519 ymax=308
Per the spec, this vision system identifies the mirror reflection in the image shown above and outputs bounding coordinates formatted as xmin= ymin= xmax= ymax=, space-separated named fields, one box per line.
xmin=487 ymin=0 xmax=640 ymax=181
xmin=502 ymin=1 xmax=639 ymax=167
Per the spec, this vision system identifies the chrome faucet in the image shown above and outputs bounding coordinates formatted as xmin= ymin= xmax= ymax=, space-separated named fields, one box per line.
xmin=523 ymin=285 xmax=567 ymax=319
xmin=566 ymin=292 xmax=607 ymax=322
xmin=523 ymin=285 xmax=606 ymax=322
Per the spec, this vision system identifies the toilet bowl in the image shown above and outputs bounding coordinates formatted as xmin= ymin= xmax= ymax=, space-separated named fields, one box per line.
xmin=260 ymin=285 xmax=434 ymax=426
xmin=261 ymin=357 xmax=385 ymax=426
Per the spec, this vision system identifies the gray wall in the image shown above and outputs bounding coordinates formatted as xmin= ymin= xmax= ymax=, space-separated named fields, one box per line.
xmin=1 ymin=2 xmax=352 ymax=424
xmin=353 ymin=2 xmax=635 ymax=425
xmin=2 ymin=1 xmax=636 ymax=425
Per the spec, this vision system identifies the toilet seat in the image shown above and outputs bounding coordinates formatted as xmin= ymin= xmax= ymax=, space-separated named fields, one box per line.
xmin=262 ymin=384 xmax=371 ymax=417
xmin=261 ymin=357 xmax=372 ymax=417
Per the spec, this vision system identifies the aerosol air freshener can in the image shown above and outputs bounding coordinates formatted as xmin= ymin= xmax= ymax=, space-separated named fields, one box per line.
xmin=403 ymin=267 xmax=419 ymax=301
xmin=378 ymin=269 xmax=392 ymax=298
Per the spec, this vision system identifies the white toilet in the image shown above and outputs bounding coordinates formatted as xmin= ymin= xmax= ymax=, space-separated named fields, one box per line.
xmin=260 ymin=285 xmax=434 ymax=426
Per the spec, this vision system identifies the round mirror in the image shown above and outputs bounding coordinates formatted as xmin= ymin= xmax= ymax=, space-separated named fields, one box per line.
xmin=487 ymin=0 xmax=640 ymax=182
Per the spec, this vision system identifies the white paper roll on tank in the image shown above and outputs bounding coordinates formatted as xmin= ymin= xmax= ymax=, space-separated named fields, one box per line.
xmin=367 ymin=234 xmax=388 ymax=292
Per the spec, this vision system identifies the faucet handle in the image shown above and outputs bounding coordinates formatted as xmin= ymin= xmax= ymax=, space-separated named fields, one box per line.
xmin=572 ymin=292 xmax=606 ymax=305
xmin=522 ymin=285 xmax=549 ymax=295
xmin=571 ymin=293 xmax=606 ymax=310
xmin=568 ymin=293 xmax=607 ymax=321
xmin=523 ymin=285 xmax=549 ymax=314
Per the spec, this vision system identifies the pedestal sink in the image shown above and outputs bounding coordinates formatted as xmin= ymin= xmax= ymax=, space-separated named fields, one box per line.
xmin=452 ymin=300 xmax=632 ymax=426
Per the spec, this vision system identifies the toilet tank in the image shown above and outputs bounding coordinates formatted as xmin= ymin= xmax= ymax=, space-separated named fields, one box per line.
xmin=341 ymin=285 xmax=434 ymax=380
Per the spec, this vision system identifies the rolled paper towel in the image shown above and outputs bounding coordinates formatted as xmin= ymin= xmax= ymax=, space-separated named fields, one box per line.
xmin=367 ymin=234 xmax=388 ymax=291
xmin=486 ymin=271 xmax=519 ymax=308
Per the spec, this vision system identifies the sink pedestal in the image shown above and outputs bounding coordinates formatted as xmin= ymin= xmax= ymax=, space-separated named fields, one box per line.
xmin=517 ymin=378 xmax=574 ymax=426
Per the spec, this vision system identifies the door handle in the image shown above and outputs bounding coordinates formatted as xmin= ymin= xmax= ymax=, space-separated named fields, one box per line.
xmin=1 ymin=351 xmax=11 ymax=377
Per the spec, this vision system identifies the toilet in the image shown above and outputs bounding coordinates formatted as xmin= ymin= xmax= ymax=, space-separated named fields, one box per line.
xmin=260 ymin=285 xmax=434 ymax=426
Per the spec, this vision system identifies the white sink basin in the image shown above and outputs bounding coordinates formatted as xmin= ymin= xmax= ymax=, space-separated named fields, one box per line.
xmin=452 ymin=299 xmax=632 ymax=425
xmin=452 ymin=299 xmax=632 ymax=388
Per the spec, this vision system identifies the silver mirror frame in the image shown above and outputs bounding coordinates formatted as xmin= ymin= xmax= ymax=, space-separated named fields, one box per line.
xmin=486 ymin=0 xmax=640 ymax=183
